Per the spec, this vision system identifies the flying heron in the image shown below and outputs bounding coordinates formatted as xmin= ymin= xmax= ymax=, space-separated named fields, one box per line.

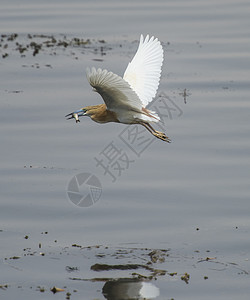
xmin=66 ymin=34 xmax=170 ymax=142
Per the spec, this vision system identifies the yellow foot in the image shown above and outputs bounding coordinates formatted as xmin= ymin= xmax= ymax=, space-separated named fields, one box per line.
xmin=153 ymin=131 xmax=171 ymax=143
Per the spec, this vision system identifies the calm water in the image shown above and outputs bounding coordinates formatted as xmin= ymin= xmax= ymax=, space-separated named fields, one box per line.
xmin=1 ymin=0 xmax=250 ymax=299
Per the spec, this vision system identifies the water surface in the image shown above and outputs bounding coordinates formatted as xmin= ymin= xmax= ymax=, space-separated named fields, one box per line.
xmin=1 ymin=0 xmax=250 ymax=299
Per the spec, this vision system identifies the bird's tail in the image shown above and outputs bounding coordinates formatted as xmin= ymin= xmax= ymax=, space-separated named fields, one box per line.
xmin=142 ymin=107 xmax=160 ymax=123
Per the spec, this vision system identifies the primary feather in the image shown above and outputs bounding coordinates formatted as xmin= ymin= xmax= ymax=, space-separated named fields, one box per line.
xmin=123 ymin=34 xmax=163 ymax=107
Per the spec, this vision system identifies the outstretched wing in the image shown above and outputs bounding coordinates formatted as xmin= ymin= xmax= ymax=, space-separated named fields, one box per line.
xmin=123 ymin=34 xmax=163 ymax=107
xmin=86 ymin=67 xmax=143 ymax=112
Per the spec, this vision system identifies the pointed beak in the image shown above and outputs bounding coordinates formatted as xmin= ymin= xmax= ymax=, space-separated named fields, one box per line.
xmin=65 ymin=109 xmax=86 ymax=123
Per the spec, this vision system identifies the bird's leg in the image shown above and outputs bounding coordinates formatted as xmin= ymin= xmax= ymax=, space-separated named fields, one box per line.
xmin=139 ymin=122 xmax=171 ymax=143
xmin=146 ymin=123 xmax=164 ymax=135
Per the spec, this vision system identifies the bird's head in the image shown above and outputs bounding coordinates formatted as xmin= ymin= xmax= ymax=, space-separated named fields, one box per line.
xmin=65 ymin=107 xmax=89 ymax=123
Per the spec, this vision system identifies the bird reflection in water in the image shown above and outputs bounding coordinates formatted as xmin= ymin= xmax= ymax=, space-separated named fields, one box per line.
xmin=102 ymin=278 xmax=160 ymax=300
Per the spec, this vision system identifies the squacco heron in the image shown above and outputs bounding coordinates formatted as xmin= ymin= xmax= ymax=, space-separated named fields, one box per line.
xmin=66 ymin=34 xmax=170 ymax=142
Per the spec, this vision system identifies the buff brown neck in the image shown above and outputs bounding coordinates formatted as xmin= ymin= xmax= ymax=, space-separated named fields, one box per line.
xmin=84 ymin=104 xmax=120 ymax=124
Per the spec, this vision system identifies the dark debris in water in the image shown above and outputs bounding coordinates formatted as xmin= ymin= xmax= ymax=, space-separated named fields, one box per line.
xmin=90 ymin=262 xmax=166 ymax=279
xmin=0 ymin=284 xmax=9 ymax=290
xmin=50 ymin=286 xmax=65 ymax=293
xmin=181 ymin=272 xmax=190 ymax=284
xmin=0 ymin=33 xmax=110 ymax=59
xmin=149 ymin=249 xmax=168 ymax=263
xmin=65 ymin=266 xmax=79 ymax=273
xmin=2 ymin=241 xmax=249 ymax=298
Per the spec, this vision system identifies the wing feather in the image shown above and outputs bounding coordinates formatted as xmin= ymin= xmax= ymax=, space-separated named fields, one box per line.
xmin=123 ymin=34 xmax=163 ymax=107
xmin=86 ymin=67 xmax=143 ymax=112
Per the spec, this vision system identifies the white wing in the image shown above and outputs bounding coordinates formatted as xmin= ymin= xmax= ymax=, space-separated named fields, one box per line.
xmin=123 ymin=34 xmax=163 ymax=107
xmin=86 ymin=67 xmax=143 ymax=112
